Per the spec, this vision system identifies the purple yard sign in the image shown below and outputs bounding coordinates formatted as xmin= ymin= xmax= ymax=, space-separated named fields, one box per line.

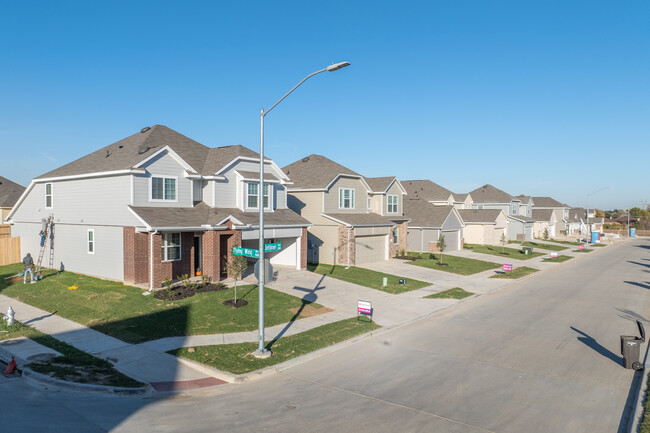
xmin=502 ymin=264 xmax=513 ymax=272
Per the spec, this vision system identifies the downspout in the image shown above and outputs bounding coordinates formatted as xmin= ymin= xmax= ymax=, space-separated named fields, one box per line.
xmin=149 ymin=229 xmax=158 ymax=292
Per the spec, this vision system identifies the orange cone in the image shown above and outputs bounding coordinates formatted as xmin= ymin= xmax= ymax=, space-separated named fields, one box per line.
xmin=3 ymin=356 xmax=16 ymax=375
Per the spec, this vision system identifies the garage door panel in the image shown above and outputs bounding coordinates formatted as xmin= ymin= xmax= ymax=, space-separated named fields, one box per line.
xmin=355 ymin=235 xmax=386 ymax=264
xmin=442 ymin=230 xmax=460 ymax=251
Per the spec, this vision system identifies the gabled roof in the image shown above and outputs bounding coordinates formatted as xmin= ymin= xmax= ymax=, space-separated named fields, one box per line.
xmin=453 ymin=193 xmax=470 ymax=202
xmin=403 ymin=180 xmax=454 ymax=202
xmin=567 ymin=207 xmax=586 ymax=223
xmin=515 ymin=194 xmax=532 ymax=203
xmin=403 ymin=199 xmax=457 ymax=228
xmin=0 ymin=177 xmax=25 ymax=208
xmin=468 ymin=184 xmax=514 ymax=204
xmin=458 ymin=209 xmax=503 ymax=224
xmin=283 ymin=155 xmax=362 ymax=190
xmin=36 ymin=125 xmax=211 ymax=179
xmin=508 ymin=215 xmax=536 ymax=223
xmin=531 ymin=208 xmax=555 ymax=221
xmin=204 ymin=145 xmax=270 ymax=176
xmin=322 ymin=213 xmax=394 ymax=227
xmin=364 ymin=177 xmax=393 ymax=193
xmin=532 ymin=197 xmax=567 ymax=208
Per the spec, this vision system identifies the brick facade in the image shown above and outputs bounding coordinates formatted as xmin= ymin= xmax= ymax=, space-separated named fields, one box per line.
xmin=123 ymin=227 xmax=150 ymax=284
xmin=337 ymin=225 xmax=355 ymax=266
xmin=300 ymin=227 xmax=308 ymax=269
xmin=388 ymin=221 xmax=408 ymax=257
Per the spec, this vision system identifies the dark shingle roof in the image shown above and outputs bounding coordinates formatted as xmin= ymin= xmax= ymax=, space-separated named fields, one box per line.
xmin=129 ymin=202 xmax=309 ymax=228
xmin=531 ymin=209 xmax=554 ymax=221
xmin=364 ymin=177 xmax=396 ymax=193
xmin=283 ymin=155 xmax=361 ymax=189
xmin=468 ymin=184 xmax=513 ymax=204
xmin=0 ymin=177 xmax=25 ymax=208
xmin=403 ymin=199 xmax=455 ymax=228
xmin=403 ymin=180 xmax=453 ymax=202
xmin=453 ymin=193 xmax=469 ymax=202
xmin=532 ymin=197 xmax=567 ymax=208
xmin=567 ymin=207 xmax=586 ymax=223
xmin=458 ymin=209 xmax=503 ymax=224
xmin=202 ymin=145 xmax=268 ymax=175
xmin=323 ymin=213 xmax=394 ymax=227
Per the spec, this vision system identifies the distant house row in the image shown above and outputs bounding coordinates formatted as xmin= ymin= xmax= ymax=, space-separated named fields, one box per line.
xmin=3 ymin=125 xmax=601 ymax=287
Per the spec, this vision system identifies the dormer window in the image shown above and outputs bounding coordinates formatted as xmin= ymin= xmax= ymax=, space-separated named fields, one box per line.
xmin=339 ymin=188 xmax=355 ymax=209
xmin=247 ymin=182 xmax=270 ymax=210
xmin=387 ymin=195 xmax=398 ymax=214
xmin=151 ymin=176 xmax=177 ymax=201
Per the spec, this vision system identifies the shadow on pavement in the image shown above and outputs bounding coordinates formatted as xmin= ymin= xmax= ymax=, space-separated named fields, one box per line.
xmin=570 ymin=326 xmax=623 ymax=366
xmin=628 ymin=261 xmax=650 ymax=269
xmin=617 ymin=309 xmax=649 ymax=324
xmin=624 ymin=281 xmax=650 ymax=290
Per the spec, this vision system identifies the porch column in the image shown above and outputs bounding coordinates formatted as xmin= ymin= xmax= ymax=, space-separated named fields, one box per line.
xmin=202 ymin=231 xmax=220 ymax=283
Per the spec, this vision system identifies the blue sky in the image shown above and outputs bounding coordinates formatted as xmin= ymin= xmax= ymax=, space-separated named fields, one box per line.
xmin=1 ymin=1 xmax=648 ymax=210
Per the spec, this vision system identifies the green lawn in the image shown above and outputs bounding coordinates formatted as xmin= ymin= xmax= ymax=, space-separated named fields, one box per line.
xmin=170 ymin=318 xmax=380 ymax=374
xmin=0 ymin=320 xmax=144 ymax=387
xmin=542 ymin=255 xmax=573 ymax=263
xmin=537 ymin=239 xmax=585 ymax=246
xmin=573 ymin=248 xmax=594 ymax=253
xmin=489 ymin=266 xmax=539 ymax=279
xmin=307 ymin=264 xmax=430 ymax=294
xmin=465 ymin=244 xmax=545 ymax=260
xmin=424 ymin=287 xmax=474 ymax=299
xmin=516 ymin=241 xmax=568 ymax=252
xmin=590 ymin=243 xmax=607 ymax=247
xmin=0 ymin=264 xmax=325 ymax=344
xmin=407 ymin=252 xmax=501 ymax=276
xmin=640 ymin=371 xmax=650 ymax=433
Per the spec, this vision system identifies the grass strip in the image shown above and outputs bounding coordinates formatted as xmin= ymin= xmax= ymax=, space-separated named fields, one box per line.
xmin=0 ymin=264 xmax=324 ymax=344
xmin=465 ymin=243 xmax=545 ymax=260
xmin=542 ymin=255 xmax=573 ymax=263
xmin=407 ymin=252 xmax=501 ymax=276
xmin=516 ymin=241 xmax=568 ymax=252
xmin=640 ymin=371 xmax=650 ymax=433
xmin=425 ymin=288 xmax=474 ymax=299
xmin=573 ymin=249 xmax=594 ymax=253
xmin=489 ymin=267 xmax=539 ymax=279
xmin=170 ymin=317 xmax=381 ymax=374
xmin=307 ymin=264 xmax=430 ymax=294
xmin=0 ymin=321 xmax=144 ymax=387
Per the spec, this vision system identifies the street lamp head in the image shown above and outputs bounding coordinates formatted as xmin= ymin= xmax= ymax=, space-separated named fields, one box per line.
xmin=326 ymin=61 xmax=351 ymax=72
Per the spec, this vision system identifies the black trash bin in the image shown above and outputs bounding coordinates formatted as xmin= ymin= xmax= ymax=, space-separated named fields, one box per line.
xmin=620 ymin=320 xmax=645 ymax=370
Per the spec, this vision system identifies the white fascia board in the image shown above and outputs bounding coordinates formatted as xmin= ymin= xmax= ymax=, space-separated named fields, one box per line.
xmin=215 ymin=215 xmax=244 ymax=226
xmin=286 ymin=188 xmax=327 ymax=193
xmin=127 ymin=207 xmax=152 ymax=231
xmin=233 ymin=170 xmax=281 ymax=184
xmin=203 ymin=175 xmax=226 ymax=180
xmin=34 ymin=168 xmax=145 ymax=183
xmin=387 ymin=178 xmax=408 ymax=195
xmin=133 ymin=146 xmax=194 ymax=172
xmin=324 ymin=174 xmax=372 ymax=192
xmin=4 ymin=181 xmax=36 ymax=221
xmin=215 ymin=157 xmax=290 ymax=181
xmin=235 ymin=223 xmax=311 ymax=230
xmin=321 ymin=213 xmax=351 ymax=227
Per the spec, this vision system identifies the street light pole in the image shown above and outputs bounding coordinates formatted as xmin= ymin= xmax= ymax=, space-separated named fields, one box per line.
xmin=586 ymin=186 xmax=610 ymax=248
xmin=254 ymin=61 xmax=350 ymax=358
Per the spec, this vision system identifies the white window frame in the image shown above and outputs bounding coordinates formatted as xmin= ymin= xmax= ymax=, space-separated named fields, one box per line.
xmin=161 ymin=232 xmax=181 ymax=262
xmin=511 ymin=203 xmax=518 ymax=215
xmin=387 ymin=195 xmax=398 ymax=214
xmin=87 ymin=229 xmax=95 ymax=254
xmin=45 ymin=183 xmax=53 ymax=209
xmin=245 ymin=182 xmax=271 ymax=210
xmin=367 ymin=197 xmax=372 ymax=210
xmin=339 ymin=188 xmax=355 ymax=209
xmin=149 ymin=175 xmax=178 ymax=202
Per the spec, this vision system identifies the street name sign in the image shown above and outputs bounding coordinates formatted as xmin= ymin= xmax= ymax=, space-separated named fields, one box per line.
xmin=233 ymin=247 xmax=259 ymax=258
xmin=264 ymin=243 xmax=282 ymax=252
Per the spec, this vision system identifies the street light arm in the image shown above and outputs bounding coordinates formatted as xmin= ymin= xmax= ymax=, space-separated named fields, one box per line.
xmin=263 ymin=68 xmax=328 ymax=117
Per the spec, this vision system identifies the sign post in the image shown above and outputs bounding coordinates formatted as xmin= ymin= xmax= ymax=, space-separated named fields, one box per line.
xmin=357 ymin=300 xmax=373 ymax=322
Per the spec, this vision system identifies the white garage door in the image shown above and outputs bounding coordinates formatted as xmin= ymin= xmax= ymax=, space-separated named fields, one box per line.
xmin=525 ymin=225 xmax=534 ymax=241
xmin=355 ymin=235 xmax=386 ymax=264
xmin=442 ymin=230 xmax=460 ymax=251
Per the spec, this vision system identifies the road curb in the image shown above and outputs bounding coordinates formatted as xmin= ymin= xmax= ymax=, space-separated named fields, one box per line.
xmin=628 ymin=339 xmax=650 ymax=433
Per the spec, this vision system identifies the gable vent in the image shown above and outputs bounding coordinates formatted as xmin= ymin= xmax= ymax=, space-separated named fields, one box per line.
xmin=141 ymin=126 xmax=151 ymax=133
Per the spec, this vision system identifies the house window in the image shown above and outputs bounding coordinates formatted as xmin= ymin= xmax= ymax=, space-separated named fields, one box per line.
xmin=392 ymin=227 xmax=398 ymax=244
xmin=339 ymin=188 xmax=355 ymax=209
xmin=367 ymin=197 xmax=372 ymax=210
xmin=161 ymin=233 xmax=181 ymax=261
xmin=387 ymin=195 xmax=398 ymax=213
xmin=511 ymin=204 xmax=518 ymax=215
xmin=87 ymin=229 xmax=94 ymax=254
xmin=247 ymin=183 xmax=270 ymax=209
xmin=151 ymin=176 xmax=177 ymax=201
xmin=45 ymin=183 xmax=53 ymax=208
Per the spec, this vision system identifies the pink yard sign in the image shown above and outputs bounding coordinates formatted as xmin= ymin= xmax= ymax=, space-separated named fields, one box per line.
xmin=550 ymin=252 xmax=558 ymax=258
xmin=578 ymin=244 xmax=585 ymax=250
xmin=357 ymin=300 xmax=372 ymax=315
xmin=502 ymin=264 xmax=513 ymax=272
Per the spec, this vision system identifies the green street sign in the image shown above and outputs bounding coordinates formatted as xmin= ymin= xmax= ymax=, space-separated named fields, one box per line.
xmin=232 ymin=247 xmax=259 ymax=258
xmin=264 ymin=242 xmax=282 ymax=252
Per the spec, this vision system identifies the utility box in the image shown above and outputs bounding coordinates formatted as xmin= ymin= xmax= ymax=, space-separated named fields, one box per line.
xmin=522 ymin=247 xmax=533 ymax=255
xmin=620 ymin=320 xmax=645 ymax=370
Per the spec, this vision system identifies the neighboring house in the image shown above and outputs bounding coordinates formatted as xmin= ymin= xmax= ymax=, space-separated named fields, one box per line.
xmin=531 ymin=209 xmax=557 ymax=239
xmin=514 ymin=195 xmax=534 ymax=218
xmin=404 ymin=199 xmax=464 ymax=253
xmin=565 ymin=207 xmax=587 ymax=235
xmin=364 ymin=176 xmax=410 ymax=257
xmin=0 ymin=176 xmax=25 ymax=223
xmin=532 ymin=196 xmax=571 ymax=236
xmin=283 ymin=155 xmax=403 ymax=266
xmin=452 ymin=193 xmax=473 ymax=210
xmin=403 ymin=180 xmax=454 ymax=206
xmin=458 ymin=209 xmax=508 ymax=245
xmin=468 ymin=184 xmax=535 ymax=241
xmin=7 ymin=125 xmax=310 ymax=289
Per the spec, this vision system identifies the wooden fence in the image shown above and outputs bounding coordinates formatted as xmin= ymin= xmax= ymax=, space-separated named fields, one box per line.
xmin=0 ymin=236 xmax=20 ymax=266
xmin=0 ymin=225 xmax=10 ymax=238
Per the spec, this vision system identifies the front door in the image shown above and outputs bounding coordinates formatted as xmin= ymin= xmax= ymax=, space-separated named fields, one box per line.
xmin=220 ymin=234 xmax=230 ymax=277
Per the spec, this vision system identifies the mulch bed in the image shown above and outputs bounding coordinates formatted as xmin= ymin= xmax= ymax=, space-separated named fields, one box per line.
xmin=395 ymin=256 xmax=422 ymax=261
xmin=222 ymin=299 xmax=248 ymax=308
xmin=154 ymin=283 xmax=229 ymax=301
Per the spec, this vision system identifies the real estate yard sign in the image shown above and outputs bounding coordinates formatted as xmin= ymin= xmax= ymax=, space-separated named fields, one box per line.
xmin=502 ymin=264 xmax=513 ymax=272
xmin=357 ymin=300 xmax=373 ymax=322
xmin=578 ymin=244 xmax=585 ymax=250
xmin=550 ymin=252 xmax=558 ymax=258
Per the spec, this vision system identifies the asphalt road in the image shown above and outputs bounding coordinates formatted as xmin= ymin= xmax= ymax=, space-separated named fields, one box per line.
xmin=3 ymin=238 xmax=649 ymax=432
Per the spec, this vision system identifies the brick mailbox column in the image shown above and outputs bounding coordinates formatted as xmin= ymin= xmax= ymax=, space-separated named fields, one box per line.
xmin=202 ymin=231 xmax=220 ymax=283
xmin=300 ymin=227 xmax=308 ymax=269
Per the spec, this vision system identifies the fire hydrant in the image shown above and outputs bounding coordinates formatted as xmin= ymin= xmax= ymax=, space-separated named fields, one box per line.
xmin=6 ymin=306 xmax=14 ymax=326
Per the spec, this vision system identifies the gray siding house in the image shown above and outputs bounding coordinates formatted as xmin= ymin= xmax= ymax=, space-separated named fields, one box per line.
xmin=7 ymin=125 xmax=309 ymax=288
xmin=468 ymin=184 xmax=535 ymax=241
xmin=532 ymin=196 xmax=571 ymax=236
xmin=405 ymin=200 xmax=464 ymax=253
xmin=0 ymin=177 xmax=25 ymax=223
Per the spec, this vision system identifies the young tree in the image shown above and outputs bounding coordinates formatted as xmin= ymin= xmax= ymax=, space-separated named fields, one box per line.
xmin=436 ymin=234 xmax=446 ymax=265
xmin=226 ymin=250 xmax=249 ymax=304
xmin=543 ymin=227 xmax=549 ymax=240
xmin=500 ymin=233 xmax=508 ymax=254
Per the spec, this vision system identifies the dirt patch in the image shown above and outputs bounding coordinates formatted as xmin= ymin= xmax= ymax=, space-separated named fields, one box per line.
xmin=289 ymin=305 xmax=333 ymax=317
xmin=223 ymin=299 xmax=248 ymax=308
xmin=154 ymin=283 xmax=228 ymax=301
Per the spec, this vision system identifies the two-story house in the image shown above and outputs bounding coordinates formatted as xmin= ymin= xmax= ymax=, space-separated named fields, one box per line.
xmin=7 ymin=125 xmax=310 ymax=289
xmin=403 ymin=180 xmax=454 ymax=206
xmin=531 ymin=196 xmax=571 ymax=237
xmin=0 ymin=176 xmax=25 ymax=223
xmin=283 ymin=155 xmax=405 ymax=265
xmin=468 ymin=184 xmax=535 ymax=241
